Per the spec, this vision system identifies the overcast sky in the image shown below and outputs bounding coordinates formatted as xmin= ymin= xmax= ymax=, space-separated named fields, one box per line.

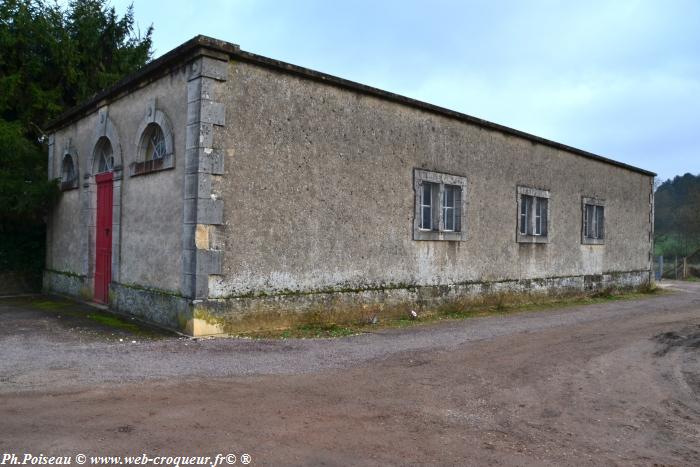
xmin=113 ymin=0 xmax=699 ymax=182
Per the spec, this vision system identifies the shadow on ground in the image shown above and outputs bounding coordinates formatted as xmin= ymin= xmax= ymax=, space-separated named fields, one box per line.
xmin=0 ymin=295 xmax=174 ymax=341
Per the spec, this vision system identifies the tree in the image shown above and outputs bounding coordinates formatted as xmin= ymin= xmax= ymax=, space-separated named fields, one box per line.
xmin=654 ymin=173 xmax=700 ymax=257
xmin=0 ymin=0 xmax=153 ymax=276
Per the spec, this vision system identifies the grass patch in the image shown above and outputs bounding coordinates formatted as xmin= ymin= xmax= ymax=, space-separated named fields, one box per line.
xmin=27 ymin=298 xmax=167 ymax=338
xmin=282 ymin=323 xmax=357 ymax=339
xmin=86 ymin=313 xmax=144 ymax=334
xmin=236 ymin=286 xmax=667 ymax=339
xmin=245 ymin=322 xmax=357 ymax=339
xmin=31 ymin=299 xmax=72 ymax=310
xmin=81 ymin=310 xmax=167 ymax=338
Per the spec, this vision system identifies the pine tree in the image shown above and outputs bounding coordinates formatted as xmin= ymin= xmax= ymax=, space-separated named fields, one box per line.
xmin=0 ymin=0 xmax=153 ymax=275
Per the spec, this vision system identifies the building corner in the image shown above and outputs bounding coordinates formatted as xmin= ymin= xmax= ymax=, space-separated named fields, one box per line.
xmin=181 ymin=49 xmax=229 ymax=336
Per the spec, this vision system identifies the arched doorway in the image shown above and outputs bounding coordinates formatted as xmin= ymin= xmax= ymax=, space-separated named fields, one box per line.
xmin=93 ymin=137 xmax=114 ymax=303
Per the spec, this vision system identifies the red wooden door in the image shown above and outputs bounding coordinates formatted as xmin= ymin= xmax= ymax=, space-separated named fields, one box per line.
xmin=95 ymin=172 xmax=113 ymax=303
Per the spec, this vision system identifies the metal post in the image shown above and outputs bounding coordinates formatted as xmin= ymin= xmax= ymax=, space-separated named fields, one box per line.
xmin=683 ymin=257 xmax=688 ymax=280
xmin=657 ymin=255 xmax=663 ymax=281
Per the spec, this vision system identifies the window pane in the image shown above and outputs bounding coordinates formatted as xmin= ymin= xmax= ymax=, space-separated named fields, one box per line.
xmin=521 ymin=195 xmax=532 ymax=235
xmin=146 ymin=124 xmax=166 ymax=161
xmin=155 ymin=138 xmax=166 ymax=159
xmin=96 ymin=138 xmax=114 ymax=173
xmin=422 ymin=205 xmax=432 ymax=230
xmin=444 ymin=207 xmax=454 ymax=231
xmin=520 ymin=195 xmax=527 ymax=234
xmin=596 ymin=205 xmax=604 ymax=239
xmin=443 ymin=185 xmax=455 ymax=208
xmin=443 ymin=185 xmax=458 ymax=231
xmin=420 ymin=183 xmax=433 ymax=230
xmin=422 ymin=183 xmax=431 ymax=205
xmin=454 ymin=186 xmax=462 ymax=232
xmin=585 ymin=204 xmax=594 ymax=238
xmin=592 ymin=206 xmax=597 ymax=238
xmin=540 ymin=198 xmax=548 ymax=236
xmin=62 ymin=156 xmax=74 ymax=182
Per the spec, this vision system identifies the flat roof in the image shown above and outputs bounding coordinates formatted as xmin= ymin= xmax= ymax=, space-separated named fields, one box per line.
xmin=47 ymin=35 xmax=656 ymax=177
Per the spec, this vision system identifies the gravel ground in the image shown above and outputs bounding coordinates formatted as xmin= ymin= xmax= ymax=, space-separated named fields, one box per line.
xmin=0 ymin=287 xmax=686 ymax=392
xmin=1 ymin=281 xmax=699 ymax=466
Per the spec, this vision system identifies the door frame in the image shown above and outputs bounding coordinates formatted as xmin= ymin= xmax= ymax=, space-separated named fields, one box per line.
xmin=86 ymin=111 xmax=123 ymax=303
xmin=94 ymin=172 xmax=113 ymax=303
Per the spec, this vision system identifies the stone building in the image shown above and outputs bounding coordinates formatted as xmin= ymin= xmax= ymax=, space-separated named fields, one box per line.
xmin=44 ymin=36 xmax=655 ymax=336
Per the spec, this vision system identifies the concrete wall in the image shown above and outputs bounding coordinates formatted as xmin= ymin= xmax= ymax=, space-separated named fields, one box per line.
xmin=46 ymin=65 xmax=189 ymax=299
xmin=211 ymin=59 xmax=653 ymax=301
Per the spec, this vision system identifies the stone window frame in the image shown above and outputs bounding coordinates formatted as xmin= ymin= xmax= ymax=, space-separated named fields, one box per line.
xmin=582 ymin=196 xmax=606 ymax=245
xmin=517 ymin=186 xmax=551 ymax=244
xmin=413 ymin=168 xmax=468 ymax=241
xmin=130 ymin=99 xmax=175 ymax=177
xmin=60 ymin=148 xmax=79 ymax=191
xmin=89 ymin=107 xmax=122 ymax=178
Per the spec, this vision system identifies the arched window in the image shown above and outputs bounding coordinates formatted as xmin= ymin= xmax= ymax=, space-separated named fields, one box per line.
xmin=94 ymin=137 xmax=114 ymax=174
xmin=131 ymin=117 xmax=174 ymax=177
xmin=143 ymin=123 xmax=167 ymax=161
xmin=60 ymin=153 xmax=78 ymax=190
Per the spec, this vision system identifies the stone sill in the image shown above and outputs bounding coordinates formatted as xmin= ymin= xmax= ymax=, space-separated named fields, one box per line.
xmin=130 ymin=158 xmax=173 ymax=177
xmin=517 ymin=234 xmax=549 ymax=244
xmin=414 ymin=230 xmax=466 ymax=241
xmin=60 ymin=180 xmax=78 ymax=191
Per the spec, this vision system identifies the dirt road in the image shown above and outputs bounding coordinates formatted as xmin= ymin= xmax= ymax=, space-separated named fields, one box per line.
xmin=1 ymin=282 xmax=699 ymax=466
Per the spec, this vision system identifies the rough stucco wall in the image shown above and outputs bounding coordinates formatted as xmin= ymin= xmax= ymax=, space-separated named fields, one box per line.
xmin=109 ymin=71 xmax=187 ymax=291
xmin=48 ymin=117 xmax=96 ymax=278
xmin=47 ymin=187 xmax=82 ymax=274
xmin=115 ymin=71 xmax=187 ymax=293
xmin=212 ymin=59 xmax=652 ymax=298
xmin=47 ymin=67 xmax=188 ymax=294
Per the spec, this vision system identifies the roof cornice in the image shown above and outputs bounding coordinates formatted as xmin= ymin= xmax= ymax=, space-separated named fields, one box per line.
xmin=47 ymin=35 xmax=656 ymax=177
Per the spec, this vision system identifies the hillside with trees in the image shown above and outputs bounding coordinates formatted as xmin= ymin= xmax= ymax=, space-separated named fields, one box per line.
xmin=654 ymin=173 xmax=700 ymax=257
xmin=0 ymin=0 xmax=153 ymax=286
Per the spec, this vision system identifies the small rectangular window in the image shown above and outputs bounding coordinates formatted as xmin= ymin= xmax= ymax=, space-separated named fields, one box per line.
xmin=582 ymin=198 xmax=605 ymax=244
xmin=414 ymin=169 xmax=467 ymax=241
xmin=584 ymin=203 xmax=604 ymax=239
xmin=517 ymin=187 xmax=550 ymax=243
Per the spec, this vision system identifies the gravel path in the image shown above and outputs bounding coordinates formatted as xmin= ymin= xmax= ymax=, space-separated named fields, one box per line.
xmin=0 ymin=281 xmax=692 ymax=393
xmin=1 ymin=281 xmax=699 ymax=465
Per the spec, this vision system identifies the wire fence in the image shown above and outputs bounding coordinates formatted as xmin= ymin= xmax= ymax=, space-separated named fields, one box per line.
xmin=655 ymin=249 xmax=700 ymax=280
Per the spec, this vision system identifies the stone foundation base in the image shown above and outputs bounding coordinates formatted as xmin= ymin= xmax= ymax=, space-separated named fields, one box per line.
xmin=43 ymin=269 xmax=652 ymax=337
xmin=109 ymin=282 xmax=190 ymax=331
xmin=43 ymin=269 xmax=88 ymax=299
xmin=43 ymin=271 xmax=190 ymax=332
xmin=192 ymin=270 xmax=653 ymax=336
